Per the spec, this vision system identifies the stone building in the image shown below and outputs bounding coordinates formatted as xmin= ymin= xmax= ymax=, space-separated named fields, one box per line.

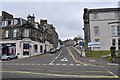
xmin=0 ymin=11 xmax=58 ymax=58
xmin=83 ymin=8 xmax=120 ymax=50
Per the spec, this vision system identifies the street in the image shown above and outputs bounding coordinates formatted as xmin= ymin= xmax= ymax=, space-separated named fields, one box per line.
xmin=1 ymin=46 xmax=119 ymax=79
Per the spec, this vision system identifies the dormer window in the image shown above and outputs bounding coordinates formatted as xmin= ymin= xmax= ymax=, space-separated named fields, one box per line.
xmin=14 ymin=19 xmax=18 ymax=25
xmin=2 ymin=21 xmax=8 ymax=27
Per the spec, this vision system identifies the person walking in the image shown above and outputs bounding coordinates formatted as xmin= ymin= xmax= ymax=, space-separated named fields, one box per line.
xmin=110 ymin=45 xmax=116 ymax=63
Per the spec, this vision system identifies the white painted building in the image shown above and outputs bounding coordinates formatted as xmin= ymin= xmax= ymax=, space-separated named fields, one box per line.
xmin=83 ymin=8 xmax=120 ymax=50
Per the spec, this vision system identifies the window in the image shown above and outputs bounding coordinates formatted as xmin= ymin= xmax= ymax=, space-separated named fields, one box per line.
xmin=117 ymin=25 xmax=120 ymax=36
xmin=23 ymin=44 xmax=29 ymax=49
xmin=94 ymin=26 xmax=100 ymax=36
xmin=11 ymin=20 xmax=14 ymax=25
xmin=13 ymin=29 xmax=17 ymax=37
xmin=5 ymin=30 xmax=9 ymax=38
xmin=14 ymin=19 xmax=18 ymax=25
xmin=34 ymin=44 xmax=38 ymax=53
xmin=118 ymin=39 xmax=120 ymax=50
xmin=115 ymin=12 xmax=119 ymax=19
xmin=93 ymin=13 xmax=98 ymax=20
xmin=24 ymin=29 xmax=29 ymax=37
xmin=35 ymin=23 xmax=39 ymax=29
xmin=111 ymin=25 xmax=116 ymax=36
xmin=95 ymin=39 xmax=100 ymax=42
xmin=112 ymin=39 xmax=116 ymax=46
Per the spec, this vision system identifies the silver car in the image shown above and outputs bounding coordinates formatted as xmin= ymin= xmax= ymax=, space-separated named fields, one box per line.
xmin=2 ymin=54 xmax=18 ymax=61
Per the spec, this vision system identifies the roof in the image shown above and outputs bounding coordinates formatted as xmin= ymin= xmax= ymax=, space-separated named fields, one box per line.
xmin=88 ymin=8 xmax=120 ymax=13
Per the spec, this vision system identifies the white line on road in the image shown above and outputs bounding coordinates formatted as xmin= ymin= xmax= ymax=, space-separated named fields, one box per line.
xmin=69 ymin=64 xmax=74 ymax=66
xmin=107 ymin=63 xmax=119 ymax=66
xmin=49 ymin=51 xmax=62 ymax=65
xmin=49 ymin=63 xmax=54 ymax=65
xmin=55 ymin=56 xmax=58 ymax=60
xmin=49 ymin=60 xmax=55 ymax=65
xmin=62 ymin=63 xmax=67 ymax=65
xmin=56 ymin=63 xmax=61 ymax=65
xmin=89 ymin=60 xmax=96 ymax=62
xmin=83 ymin=64 xmax=88 ymax=66
xmin=76 ymin=64 xmax=81 ymax=66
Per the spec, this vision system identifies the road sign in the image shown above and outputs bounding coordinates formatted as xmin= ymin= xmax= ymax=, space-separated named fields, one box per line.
xmin=61 ymin=58 xmax=68 ymax=62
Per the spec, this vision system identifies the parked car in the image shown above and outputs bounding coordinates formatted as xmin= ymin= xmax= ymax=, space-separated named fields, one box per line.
xmin=56 ymin=47 xmax=61 ymax=51
xmin=2 ymin=54 xmax=18 ymax=61
xmin=50 ymin=48 xmax=56 ymax=53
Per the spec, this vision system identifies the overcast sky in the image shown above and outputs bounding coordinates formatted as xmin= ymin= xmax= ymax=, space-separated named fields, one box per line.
xmin=1 ymin=1 xmax=119 ymax=40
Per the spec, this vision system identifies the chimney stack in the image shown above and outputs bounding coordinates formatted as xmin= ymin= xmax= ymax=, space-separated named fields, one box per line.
xmin=40 ymin=19 xmax=47 ymax=25
xmin=27 ymin=14 xmax=35 ymax=23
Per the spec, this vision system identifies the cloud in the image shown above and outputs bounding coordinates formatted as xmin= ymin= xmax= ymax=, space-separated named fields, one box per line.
xmin=2 ymin=2 xmax=118 ymax=40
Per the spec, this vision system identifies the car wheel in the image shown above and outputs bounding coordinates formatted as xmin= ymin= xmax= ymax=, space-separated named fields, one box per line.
xmin=16 ymin=56 xmax=18 ymax=59
xmin=7 ymin=57 xmax=10 ymax=61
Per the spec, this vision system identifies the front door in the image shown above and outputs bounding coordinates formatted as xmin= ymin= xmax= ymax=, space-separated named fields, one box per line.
xmin=23 ymin=43 xmax=29 ymax=56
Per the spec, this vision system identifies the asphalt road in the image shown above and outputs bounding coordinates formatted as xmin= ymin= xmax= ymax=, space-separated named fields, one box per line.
xmin=1 ymin=46 xmax=119 ymax=79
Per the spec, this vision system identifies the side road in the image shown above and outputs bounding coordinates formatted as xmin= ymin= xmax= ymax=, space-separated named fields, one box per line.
xmin=68 ymin=46 xmax=119 ymax=66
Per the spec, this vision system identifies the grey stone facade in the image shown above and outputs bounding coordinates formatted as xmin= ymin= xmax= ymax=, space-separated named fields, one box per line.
xmin=0 ymin=11 xmax=58 ymax=58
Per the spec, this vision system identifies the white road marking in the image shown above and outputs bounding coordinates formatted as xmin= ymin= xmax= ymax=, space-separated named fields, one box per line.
xmin=32 ymin=64 xmax=35 ymax=65
xmin=69 ymin=64 xmax=74 ymax=66
xmin=15 ymin=63 xmax=18 ymax=65
xmin=107 ymin=63 xmax=119 ymax=66
xmin=62 ymin=63 xmax=67 ymax=65
xmin=49 ymin=60 xmax=55 ymax=65
xmin=83 ymin=64 xmax=88 ymax=66
xmin=61 ymin=58 xmax=68 ymax=62
xmin=56 ymin=63 xmax=61 ymax=65
xmin=55 ymin=56 xmax=58 ymax=59
xmin=36 ymin=64 xmax=40 ymax=65
xmin=26 ymin=64 xmax=30 ymax=65
xmin=42 ymin=64 xmax=47 ymax=65
xmin=89 ymin=60 xmax=96 ymax=62
xmin=76 ymin=64 xmax=81 ymax=66
xmin=49 ymin=63 xmax=54 ymax=65
xmin=49 ymin=51 xmax=62 ymax=65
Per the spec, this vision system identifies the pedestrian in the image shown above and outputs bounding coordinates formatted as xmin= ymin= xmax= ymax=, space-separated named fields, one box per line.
xmin=110 ymin=45 xmax=116 ymax=63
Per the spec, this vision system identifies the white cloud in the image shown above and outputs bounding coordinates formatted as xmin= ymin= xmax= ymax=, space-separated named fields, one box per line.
xmin=2 ymin=2 xmax=118 ymax=40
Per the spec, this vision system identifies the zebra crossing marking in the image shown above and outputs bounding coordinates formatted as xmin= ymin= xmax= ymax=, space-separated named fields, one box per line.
xmin=5 ymin=63 xmax=90 ymax=66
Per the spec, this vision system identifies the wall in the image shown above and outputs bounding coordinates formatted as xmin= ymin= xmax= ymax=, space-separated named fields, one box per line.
xmin=89 ymin=12 xmax=118 ymax=50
